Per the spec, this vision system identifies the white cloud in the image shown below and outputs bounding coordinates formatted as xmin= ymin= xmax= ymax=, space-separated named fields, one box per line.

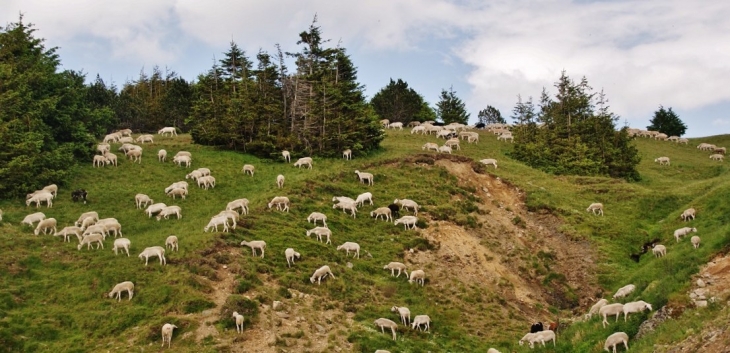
xmin=712 ymin=118 xmax=730 ymax=126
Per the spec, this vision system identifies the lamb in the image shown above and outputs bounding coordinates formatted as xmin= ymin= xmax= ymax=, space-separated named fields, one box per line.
xmin=613 ymin=284 xmax=636 ymax=299
xmin=445 ymin=138 xmax=461 ymax=150
xmin=294 ymin=157 xmax=313 ymax=169
xmin=438 ymin=145 xmax=452 ymax=154
xmin=422 ymin=142 xmax=439 ymax=152
xmin=204 ymin=215 xmax=229 ymax=232
xmin=306 ymin=227 xmax=332 ymax=244
xmin=126 ymin=148 xmax=142 ymax=163
xmin=113 ymin=238 xmax=131 ymax=256
xmin=21 ymin=212 xmax=46 ymax=227
xmin=342 ymin=149 xmax=352 ymax=160
xmin=135 ymin=134 xmax=154 ymax=143
xmin=78 ymin=233 xmax=104 ymax=250
xmin=226 ymin=198 xmax=250 ymax=215
xmin=282 ymin=150 xmax=291 ymax=163
xmin=175 ymin=151 xmax=192 ymax=159
xmin=158 ymin=126 xmax=177 ymax=136
xmin=34 ymin=218 xmax=57 ymax=235
xmin=198 ymin=175 xmax=216 ymax=189
xmin=411 ymin=315 xmax=431 ymax=331
xmin=394 ymin=199 xmax=419 ymax=215
xmin=26 ymin=192 xmax=53 ymax=208
xmin=285 ymin=248 xmax=301 ymax=267
xmin=134 ymin=194 xmax=153 ymax=209
xmin=97 ymin=143 xmax=110 ymax=154
xmin=333 ymin=200 xmax=358 ymax=218
xmin=373 ymin=318 xmax=398 ymax=340
xmin=411 ymin=125 xmax=426 ymax=134
xmin=139 ymin=246 xmax=166 ymax=266
xmin=185 ymin=170 xmax=203 ymax=181
xmin=355 ymin=192 xmax=374 ymax=206
xmin=586 ymin=202 xmax=604 ymax=216
xmin=384 ymin=262 xmax=408 ymax=278
xmin=674 ymin=227 xmax=697 ymax=242
xmin=310 ymin=265 xmax=335 ymax=285
xmin=42 ymin=184 xmax=58 ymax=197
xmin=654 ymin=156 xmax=670 ymax=166
xmin=519 ymin=330 xmax=556 ymax=348
xmin=681 ymin=208 xmax=696 ymax=221
xmin=479 ymin=158 xmax=498 ymax=169
xmin=691 ymin=235 xmax=701 ymax=249
xmin=710 ymin=153 xmax=724 ymax=161
xmin=145 ymin=203 xmax=168 ymax=218
xmin=161 ymin=323 xmax=177 ymax=348
xmin=241 ymin=164 xmax=255 ymax=176
xmin=277 ymin=174 xmax=285 ymax=188
xmin=394 ymin=216 xmax=418 ymax=230
xmin=354 ymin=170 xmax=374 ymax=186
xmin=158 ymin=149 xmax=167 ymax=162
xmin=371 ymin=207 xmax=393 ymax=222
xmin=240 ymin=240 xmax=266 ymax=258
xmin=336 ymin=242 xmax=360 ymax=258
xmin=102 ymin=152 xmax=118 ymax=166
xmin=604 ymin=332 xmax=629 ymax=353
xmin=408 ymin=269 xmax=426 ymax=286
xmin=156 ymin=206 xmax=182 ymax=221
xmin=54 ymin=226 xmax=83 ymax=242
xmin=623 ymin=300 xmax=652 ymax=321
xmin=108 ymin=281 xmax=134 ymax=301
xmin=599 ymin=303 xmax=625 ymax=328
xmin=173 ymin=155 xmax=192 ymax=167
xmin=652 ymin=244 xmax=667 ymax=257
xmin=166 ymin=187 xmax=187 ymax=200
xmin=165 ymin=235 xmax=179 ymax=252
xmin=268 ymin=196 xmax=290 ymax=212
xmin=586 ymin=298 xmax=609 ymax=320
xmin=307 ymin=212 xmax=328 ymax=227
xmin=232 ymin=312 xmax=244 ymax=334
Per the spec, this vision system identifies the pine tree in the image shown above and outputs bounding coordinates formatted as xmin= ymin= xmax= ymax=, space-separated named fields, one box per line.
xmin=647 ymin=106 xmax=687 ymax=137
xmin=435 ymin=86 xmax=469 ymax=124
xmin=477 ymin=105 xmax=505 ymax=125
xmin=370 ymin=78 xmax=433 ymax=125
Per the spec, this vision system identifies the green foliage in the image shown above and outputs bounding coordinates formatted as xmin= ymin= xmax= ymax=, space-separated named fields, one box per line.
xmin=435 ymin=86 xmax=470 ymax=124
xmin=477 ymin=105 xmax=506 ymax=125
xmin=370 ymin=78 xmax=434 ymax=125
xmin=647 ymin=105 xmax=687 ymax=137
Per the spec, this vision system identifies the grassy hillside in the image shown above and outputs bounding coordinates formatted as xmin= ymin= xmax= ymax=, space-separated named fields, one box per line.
xmin=0 ymin=131 xmax=728 ymax=352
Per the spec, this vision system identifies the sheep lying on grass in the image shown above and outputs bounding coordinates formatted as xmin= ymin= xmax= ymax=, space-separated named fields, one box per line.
xmin=109 ymin=281 xmax=134 ymax=301
xmin=139 ymin=246 xmax=166 ymax=266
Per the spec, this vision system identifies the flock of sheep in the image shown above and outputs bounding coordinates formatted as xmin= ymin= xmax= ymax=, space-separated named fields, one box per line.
xmin=642 ymin=128 xmax=726 ymax=166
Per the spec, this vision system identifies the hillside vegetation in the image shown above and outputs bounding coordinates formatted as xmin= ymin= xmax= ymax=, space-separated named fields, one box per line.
xmin=0 ymin=130 xmax=729 ymax=352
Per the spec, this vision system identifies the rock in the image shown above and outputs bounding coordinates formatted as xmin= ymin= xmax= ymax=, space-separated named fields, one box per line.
xmin=273 ymin=301 xmax=283 ymax=311
xmin=697 ymin=279 xmax=706 ymax=287
xmin=315 ymin=324 xmax=325 ymax=333
xmin=690 ymin=292 xmax=698 ymax=299
xmin=299 ymin=293 xmax=305 ymax=299
xmin=695 ymin=300 xmax=708 ymax=308
xmin=202 ymin=309 xmax=214 ymax=317
xmin=636 ymin=305 xmax=673 ymax=339
xmin=276 ymin=312 xmax=290 ymax=318
xmin=346 ymin=262 xmax=353 ymax=269
xmin=222 ymin=265 xmax=228 ymax=269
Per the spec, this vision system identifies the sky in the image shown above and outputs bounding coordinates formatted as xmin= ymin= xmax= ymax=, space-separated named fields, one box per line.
xmin=2 ymin=0 xmax=729 ymax=137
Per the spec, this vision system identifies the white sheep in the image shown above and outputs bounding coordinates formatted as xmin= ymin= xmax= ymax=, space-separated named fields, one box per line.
xmin=390 ymin=306 xmax=411 ymax=326
xmin=173 ymin=155 xmax=192 ymax=167
xmin=373 ymin=318 xmax=398 ymax=340
xmin=384 ymin=262 xmax=408 ymax=278
xmin=585 ymin=298 xmax=609 ymax=320
xmin=54 ymin=226 xmax=83 ymax=242
xmin=166 ymin=187 xmax=188 ymax=200
xmin=623 ymin=300 xmax=652 ymax=321
xmin=599 ymin=303 xmax=625 ymax=328
xmin=674 ymin=227 xmax=697 ymax=242
xmin=586 ymin=202 xmax=604 ymax=216
xmin=165 ymin=235 xmax=178 ymax=252
xmin=333 ymin=196 xmax=356 ymax=204
xmin=355 ymin=170 xmax=374 ymax=186
xmin=285 ymin=248 xmax=301 ymax=267
xmin=118 ymin=143 xmax=139 ymax=153
xmin=117 ymin=128 xmax=132 ymax=136
xmin=204 ymin=215 xmax=229 ymax=232
xmin=185 ymin=170 xmax=203 ymax=181
xmin=310 ymin=265 xmax=335 ymax=285
xmin=604 ymin=332 xmax=629 ymax=353
xmin=388 ymin=122 xmax=404 ymax=130
xmin=118 ymin=136 xmax=133 ymax=143
xmin=487 ymin=349 xmax=502 ymax=353
xmin=411 ymin=315 xmax=431 ymax=331
xmin=710 ymin=153 xmax=724 ymax=161
xmin=411 ymin=125 xmax=426 ymax=134
xmin=21 ymin=212 xmax=46 ymax=226
xmin=241 ymin=164 xmax=255 ymax=176
xmin=394 ymin=199 xmax=419 ymax=216
xmin=82 ymin=224 xmax=108 ymax=239
xmin=371 ymin=207 xmax=393 ymax=222
xmin=480 ymin=158 xmax=498 ymax=169
xmin=336 ymin=242 xmax=360 ymax=258
xmin=408 ymin=269 xmax=426 ymax=286
xmin=375 ymin=350 xmax=392 ymax=353
xmin=240 ymin=240 xmax=266 ymax=258
xmin=78 ymin=233 xmax=104 ymax=250
xmin=497 ymin=134 xmax=513 ymax=143
xmin=109 ymin=281 xmax=134 ymax=301
xmin=199 ymin=175 xmax=216 ymax=189
xmin=26 ymin=191 xmax=53 ymax=208
xmin=135 ymin=194 xmax=153 ymax=209
xmin=652 ymin=244 xmax=667 ymax=257
xmin=158 ymin=127 xmax=177 ymax=136
xmin=34 ymin=218 xmax=57 ymax=235
xmin=282 ymin=150 xmax=291 ymax=163
xmin=113 ymin=238 xmax=131 ymax=256
xmin=161 ymin=323 xmax=177 ymax=348
xmin=681 ymin=208 xmax=696 ymax=221
xmin=0 ymin=209 xmax=2 ymax=221
xmin=519 ymin=330 xmax=556 ymax=348
xmin=294 ymin=157 xmax=313 ymax=169
xmin=158 ymin=149 xmax=167 ymax=162
xmin=145 ymin=203 xmax=168 ymax=218
xmin=156 ymin=206 xmax=182 ymax=221
xmin=226 ymin=198 xmax=250 ymax=215
xmin=654 ymin=156 xmax=670 ymax=166
xmin=445 ymin=138 xmax=461 ymax=150
xmin=42 ymin=184 xmax=58 ymax=197
xmin=165 ymin=181 xmax=188 ymax=194
xmin=343 ymin=149 xmax=352 ymax=160
xmin=277 ymin=174 xmax=285 ymax=188
xmin=175 ymin=151 xmax=192 ymax=159
xmin=678 ymin=138 xmax=689 ymax=144
xmin=268 ymin=196 xmax=290 ymax=212
xmin=232 ymin=312 xmax=244 ymax=334
xmin=139 ymin=246 xmax=166 ymax=266
xmin=135 ymin=134 xmax=154 ymax=143
xmin=333 ymin=200 xmax=358 ymax=218
xmin=306 ymin=227 xmax=332 ymax=244
xmin=307 ymin=212 xmax=328 ymax=227
xmin=394 ymin=216 xmax=418 ymax=230
xmin=103 ymin=133 xmax=118 ymax=143
xmin=97 ymin=143 xmax=110 ymax=154
xmin=74 ymin=211 xmax=98 ymax=227
xmin=691 ymin=235 xmax=701 ymax=249
xmin=125 ymin=148 xmax=142 ymax=163
xmin=80 ymin=217 xmax=99 ymax=230
xmin=438 ymin=145 xmax=452 ymax=154
xmin=613 ymin=284 xmax=636 ymax=299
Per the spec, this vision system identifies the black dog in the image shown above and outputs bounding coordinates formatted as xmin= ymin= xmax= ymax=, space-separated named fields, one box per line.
xmin=72 ymin=189 xmax=88 ymax=203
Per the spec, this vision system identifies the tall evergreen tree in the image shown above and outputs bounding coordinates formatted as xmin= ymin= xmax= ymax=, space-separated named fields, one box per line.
xmin=370 ymin=78 xmax=433 ymax=125
xmin=435 ymin=86 xmax=469 ymax=124
xmin=477 ymin=105 xmax=505 ymax=125
xmin=647 ymin=106 xmax=687 ymax=137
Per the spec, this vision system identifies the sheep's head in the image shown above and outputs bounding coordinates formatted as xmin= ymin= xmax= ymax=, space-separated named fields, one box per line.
xmin=309 ymin=276 xmax=316 ymax=284
xmin=645 ymin=303 xmax=653 ymax=311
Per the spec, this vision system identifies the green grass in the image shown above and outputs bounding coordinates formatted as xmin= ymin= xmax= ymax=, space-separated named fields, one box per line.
xmin=0 ymin=131 xmax=729 ymax=352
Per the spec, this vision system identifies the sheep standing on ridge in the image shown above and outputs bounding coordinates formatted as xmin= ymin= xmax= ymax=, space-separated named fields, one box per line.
xmin=108 ymin=281 xmax=134 ymax=301
xmin=161 ymin=323 xmax=177 ymax=348
xmin=604 ymin=332 xmax=629 ymax=353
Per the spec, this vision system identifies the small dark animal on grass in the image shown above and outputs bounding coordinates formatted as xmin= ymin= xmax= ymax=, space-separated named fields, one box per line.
xmin=629 ymin=238 xmax=660 ymax=262
xmin=388 ymin=203 xmax=400 ymax=218
xmin=72 ymin=189 xmax=88 ymax=204
xmin=530 ymin=322 xmax=544 ymax=333
xmin=475 ymin=122 xmax=486 ymax=129
xmin=548 ymin=319 xmax=559 ymax=333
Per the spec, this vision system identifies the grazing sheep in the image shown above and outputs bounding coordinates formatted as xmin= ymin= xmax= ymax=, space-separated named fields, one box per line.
xmin=21 ymin=212 xmax=45 ymax=227
xmin=586 ymin=298 xmax=609 ymax=320
xmin=54 ymin=226 xmax=83 ymax=242
xmin=487 ymin=349 xmax=502 ymax=353
xmin=519 ymin=330 xmax=556 ymax=348
xmin=161 ymin=323 xmax=177 ymax=348
xmin=710 ymin=153 xmax=724 ymax=161
xmin=158 ymin=149 xmax=167 ymax=162
xmin=697 ymin=143 xmax=716 ymax=150
xmin=343 ymin=149 xmax=352 ymax=160
xmin=226 ymin=198 xmax=250 ymax=215
xmin=497 ymin=134 xmax=513 ymax=143
xmin=678 ymin=138 xmax=689 ymax=144
xmin=109 ymin=281 xmax=134 ymax=301
xmin=83 ymin=224 xmax=108 ymax=238
xmin=294 ymin=157 xmax=313 ymax=169
xmin=307 ymin=212 xmax=328 ymax=227
xmin=373 ymin=318 xmax=398 ymax=340
xmin=282 ymin=150 xmax=291 ymax=163
xmin=623 ymin=300 xmax=652 ymax=321
xmin=116 ymin=128 xmax=132 ymax=136
xmin=145 ymin=203 xmax=168 ymax=218
xmin=97 ymin=143 xmax=110 ymax=154
xmin=135 ymin=194 xmax=153 ymax=209
xmin=42 ymin=184 xmax=58 ymax=197
xmin=371 ymin=207 xmax=393 ymax=222
xmin=26 ymin=192 xmax=53 ymax=208
xmin=333 ymin=200 xmax=358 ymax=218
xmin=354 ymin=170 xmax=374 ymax=186
xmin=232 ymin=312 xmax=244 ymax=334
xmin=384 ymin=262 xmax=408 ymax=278
xmin=103 ymin=133 xmax=118 ymax=143
xmin=165 ymin=235 xmax=178 ymax=252
xmin=204 ymin=215 xmax=229 ymax=232
xmin=667 ymin=135 xmax=680 ymax=142
xmin=387 ymin=203 xmax=400 ymax=218
xmin=388 ymin=122 xmax=404 ymax=130
xmin=285 ymin=248 xmax=301 ymax=267
xmin=408 ymin=269 xmax=426 ymax=286
xmin=139 ymin=246 xmax=166 ymax=266
xmin=411 ymin=315 xmax=431 ymax=331
xmin=674 ymin=227 xmax=697 ymax=242
xmin=586 ymin=202 xmax=604 ymax=216
xmin=613 ymin=284 xmax=636 ymax=299
xmin=126 ymin=148 xmax=142 ymax=163
xmin=391 ymin=306 xmax=411 ymax=325
xmin=173 ymin=155 xmax=192 ymax=167
xmin=375 ymin=350 xmax=392 ymax=353
xmin=380 ymin=119 xmax=390 ymax=127
xmin=166 ymin=187 xmax=187 ymax=200
xmin=467 ymin=133 xmax=480 ymax=144
xmin=135 ymin=134 xmax=154 ymax=143
xmin=268 ymin=196 xmax=290 ymax=212
xmin=185 ymin=170 xmax=203 ymax=181
xmin=158 ymin=127 xmax=177 ymax=136
xmin=438 ymin=145 xmax=452 ymax=154
xmin=394 ymin=199 xmax=419 ymax=216
xmin=681 ymin=208 xmax=696 ymax=221
xmin=355 ymin=192 xmax=374 ymax=207
xmin=654 ymin=156 xmax=670 ymax=166
xmin=217 ymin=210 xmax=239 ymax=230
xmin=394 ymin=216 xmax=418 ymax=230
xmin=175 ymin=151 xmax=192 ymax=159
xmin=480 ymin=158 xmax=498 ymax=168
xmin=306 ymin=227 xmax=332 ymax=244
xmin=113 ymin=238 xmax=131 ymax=256
xmin=445 ymin=138 xmax=461 ymax=150
xmin=118 ymin=136 xmax=133 ymax=143
xmin=103 ymin=221 xmax=123 ymax=238
xmin=165 ymin=181 xmax=188 ymax=194
xmin=655 ymin=133 xmax=668 ymax=140
xmin=691 ymin=235 xmax=701 ymax=249
xmin=197 ymin=175 xmax=216 ymax=189
xmin=604 ymin=332 xmax=629 ymax=353
xmin=241 ymin=164 xmax=255 ymax=176
xmin=78 ymin=233 xmax=104 ymax=250
xmin=422 ymin=142 xmax=439 ymax=152
xmin=240 ymin=240 xmax=266 ymax=258
xmin=310 ymin=265 xmax=335 ymax=285
xmin=34 ymin=218 xmax=57 ymax=235
xmin=277 ymin=174 xmax=285 ymax=188
xmin=336 ymin=242 xmax=360 ymax=258
xmin=652 ymin=244 xmax=667 ymax=257
xmin=599 ymin=303 xmax=625 ymax=328
xmin=333 ymin=196 xmax=356 ymax=204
